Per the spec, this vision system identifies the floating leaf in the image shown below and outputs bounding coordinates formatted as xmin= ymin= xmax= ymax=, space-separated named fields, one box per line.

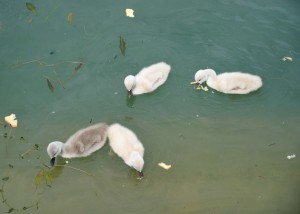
xmin=67 ymin=62 xmax=83 ymax=80
xmin=74 ymin=62 xmax=83 ymax=71
xmin=8 ymin=208 xmax=14 ymax=213
xmin=26 ymin=2 xmax=37 ymax=14
xmin=119 ymin=36 xmax=126 ymax=56
xmin=46 ymin=78 xmax=55 ymax=93
xmin=67 ymin=12 xmax=73 ymax=24
xmin=2 ymin=176 xmax=9 ymax=181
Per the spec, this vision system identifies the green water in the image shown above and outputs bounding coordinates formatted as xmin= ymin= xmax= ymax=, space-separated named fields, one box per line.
xmin=1 ymin=0 xmax=300 ymax=213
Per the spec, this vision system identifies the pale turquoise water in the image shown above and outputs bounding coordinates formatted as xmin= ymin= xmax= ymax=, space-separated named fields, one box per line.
xmin=0 ymin=0 xmax=300 ymax=213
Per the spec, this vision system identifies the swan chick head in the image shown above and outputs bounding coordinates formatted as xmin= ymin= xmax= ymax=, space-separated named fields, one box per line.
xmin=124 ymin=75 xmax=136 ymax=97
xmin=47 ymin=141 xmax=64 ymax=166
xmin=195 ymin=69 xmax=216 ymax=84
xmin=128 ymin=151 xmax=144 ymax=179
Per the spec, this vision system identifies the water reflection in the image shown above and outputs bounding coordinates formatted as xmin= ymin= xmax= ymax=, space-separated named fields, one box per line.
xmin=126 ymin=95 xmax=136 ymax=108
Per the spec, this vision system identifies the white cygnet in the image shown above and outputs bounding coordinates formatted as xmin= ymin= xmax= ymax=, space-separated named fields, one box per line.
xmin=124 ymin=62 xmax=171 ymax=96
xmin=107 ymin=123 xmax=145 ymax=179
xmin=193 ymin=69 xmax=262 ymax=94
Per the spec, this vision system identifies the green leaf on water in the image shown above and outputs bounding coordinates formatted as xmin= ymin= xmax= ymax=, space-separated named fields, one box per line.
xmin=26 ymin=2 xmax=37 ymax=14
xmin=46 ymin=78 xmax=55 ymax=93
xmin=119 ymin=36 xmax=126 ymax=56
xmin=34 ymin=172 xmax=42 ymax=187
xmin=43 ymin=171 xmax=53 ymax=184
xmin=2 ymin=176 xmax=9 ymax=181
xmin=34 ymin=170 xmax=54 ymax=187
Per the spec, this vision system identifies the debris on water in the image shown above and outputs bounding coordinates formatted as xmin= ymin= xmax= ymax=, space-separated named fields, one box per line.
xmin=158 ymin=162 xmax=171 ymax=170
xmin=2 ymin=176 xmax=9 ymax=181
xmin=119 ymin=36 xmax=126 ymax=56
xmin=49 ymin=50 xmax=55 ymax=55
xmin=125 ymin=8 xmax=135 ymax=18
xmin=26 ymin=2 xmax=37 ymax=14
xmin=55 ymin=76 xmax=65 ymax=89
xmin=46 ymin=78 xmax=55 ymax=93
xmin=67 ymin=12 xmax=73 ymax=24
xmin=196 ymin=85 xmax=208 ymax=91
xmin=4 ymin=114 xmax=18 ymax=127
xmin=287 ymin=154 xmax=296 ymax=159
xmin=67 ymin=61 xmax=84 ymax=80
xmin=282 ymin=56 xmax=293 ymax=62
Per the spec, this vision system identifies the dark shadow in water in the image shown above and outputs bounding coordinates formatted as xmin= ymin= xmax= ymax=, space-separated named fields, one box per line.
xmin=126 ymin=95 xmax=136 ymax=108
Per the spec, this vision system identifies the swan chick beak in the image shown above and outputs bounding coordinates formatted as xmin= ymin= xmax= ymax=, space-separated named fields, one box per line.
xmin=50 ymin=157 xmax=56 ymax=167
xmin=137 ymin=171 xmax=144 ymax=180
xmin=191 ymin=82 xmax=200 ymax=89
xmin=127 ymin=90 xmax=133 ymax=97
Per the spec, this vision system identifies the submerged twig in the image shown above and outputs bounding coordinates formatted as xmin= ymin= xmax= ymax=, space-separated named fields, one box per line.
xmin=44 ymin=1 xmax=64 ymax=21
xmin=19 ymin=144 xmax=39 ymax=159
xmin=1 ymin=181 xmax=14 ymax=210
xmin=11 ymin=59 xmax=83 ymax=69
xmin=55 ymin=164 xmax=93 ymax=176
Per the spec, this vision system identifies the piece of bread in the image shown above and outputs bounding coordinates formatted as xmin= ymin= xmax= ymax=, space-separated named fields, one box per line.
xmin=158 ymin=162 xmax=171 ymax=170
xmin=4 ymin=114 xmax=18 ymax=127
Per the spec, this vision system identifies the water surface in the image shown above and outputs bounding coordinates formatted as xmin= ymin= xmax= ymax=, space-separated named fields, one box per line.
xmin=0 ymin=0 xmax=300 ymax=213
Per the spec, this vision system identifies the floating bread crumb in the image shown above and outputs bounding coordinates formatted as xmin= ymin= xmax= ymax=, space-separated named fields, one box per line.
xmin=4 ymin=114 xmax=18 ymax=127
xmin=282 ymin=56 xmax=293 ymax=62
xmin=190 ymin=81 xmax=197 ymax=85
xmin=196 ymin=85 xmax=208 ymax=91
xmin=158 ymin=162 xmax=171 ymax=170
xmin=125 ymin=8 xmax=135 ymax=18
xmin=287 ymin=154 xmax=296 ymax=159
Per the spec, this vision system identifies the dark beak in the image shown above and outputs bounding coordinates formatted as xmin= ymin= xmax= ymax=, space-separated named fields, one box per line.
xmin=50 ymin=157 xmax=56 ymax=167
xmin=127 ymin=90 xmax=133 ymax=97
xmin=137 ymin=171 xmax=144 ymax=180
xmin=194 ymin=82 xmax=200 ymax=89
